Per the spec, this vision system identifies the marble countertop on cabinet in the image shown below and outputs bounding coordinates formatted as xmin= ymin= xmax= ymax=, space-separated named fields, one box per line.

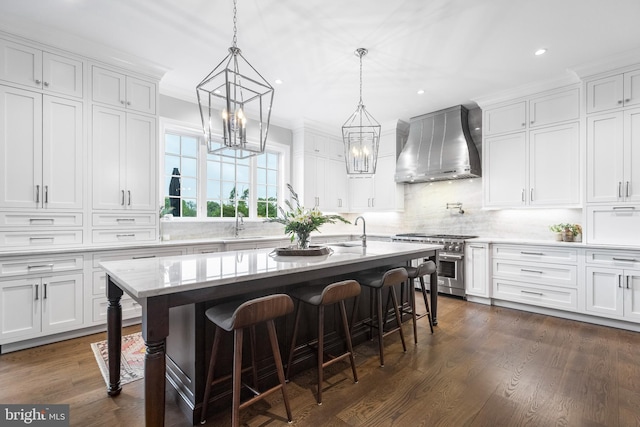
xmin=469 ymin=237 xmax=640 ymax=251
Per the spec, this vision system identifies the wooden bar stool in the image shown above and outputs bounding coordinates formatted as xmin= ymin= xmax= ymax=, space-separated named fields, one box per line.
xmin=286 ymin=279 xmax=361 ymax=405
xmin=200 ymin=294 xmax=294 ymax=426
xmin=405 ymin=261 xmax=436 ymax=334
xmin=358 ymin=267 xmax=409 ymax=367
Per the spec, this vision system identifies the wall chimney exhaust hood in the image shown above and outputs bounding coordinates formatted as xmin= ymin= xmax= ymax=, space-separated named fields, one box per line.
xmin=395 ymin=105 xmax=481 ymax=183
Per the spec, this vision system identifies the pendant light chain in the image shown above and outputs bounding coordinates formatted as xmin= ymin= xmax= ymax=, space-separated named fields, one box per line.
xmin=359 ymin=50 xmax=363 ymax=106
xmin=232 ymin=0 xmax=238 ymax=48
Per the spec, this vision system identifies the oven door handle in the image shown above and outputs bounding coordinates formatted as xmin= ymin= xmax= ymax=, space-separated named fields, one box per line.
xmin=439 ymin=254 xmax=463 ymax=260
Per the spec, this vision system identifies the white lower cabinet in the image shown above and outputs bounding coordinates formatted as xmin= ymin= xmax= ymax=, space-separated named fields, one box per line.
xmin=491 ymin=244 xmax=579 ymax=312
xmin=585 ymin=249 xmax=640 ymax=322
xmin=465 ymin=243 xmax=490 ymax=299
xmin=585 ymin=267 xmax=640 ymax=321
xmin=0 ymin=273 xmax=83 ymax=343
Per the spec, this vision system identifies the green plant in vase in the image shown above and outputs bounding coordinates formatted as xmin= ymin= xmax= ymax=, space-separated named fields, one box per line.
xmin=265 ymin=184 xmax=350 ymax=249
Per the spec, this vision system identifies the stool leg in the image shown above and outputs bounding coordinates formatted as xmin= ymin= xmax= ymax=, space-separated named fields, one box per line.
xmin=389 ymin=286 xmax=407 ymax=352
xmin=267 ymin=320 xmax=293 ymax=422
xmin=419 ymin=276 xmax=434 ymax=334
xmin=409 ymin=279 xmax=418 ymax=344
xmin=339 ymin=300 xmax=358 ymax=384
xmin=231 ymin=328 xmax=244 ymax=427
xmin=200 ymin=327 xmax=222 ymax=424
xmin=317 ymin=305 xmax=324 ymax=405
xmin=286 ymin=301 xmax=302 ymax=380
xmin=249 ymin=326 xmax=259 ymax=390
xmin=376 ymin=288 xmax=385 ymax=367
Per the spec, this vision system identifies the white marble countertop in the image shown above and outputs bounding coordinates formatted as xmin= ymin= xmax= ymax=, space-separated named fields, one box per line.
xmin=99 ymin=241 xmax=439 ymax=299
xmin=467 ymin=237 xmax=640 ymax=250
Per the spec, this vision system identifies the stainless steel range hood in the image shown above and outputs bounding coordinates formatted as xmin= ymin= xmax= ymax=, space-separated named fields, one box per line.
xmin=395 ymin=105 xmax=481 ymax=183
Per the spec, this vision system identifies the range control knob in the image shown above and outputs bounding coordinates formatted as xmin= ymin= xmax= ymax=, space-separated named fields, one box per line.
xmin=454 ymin=245 xmax=460 ymax=252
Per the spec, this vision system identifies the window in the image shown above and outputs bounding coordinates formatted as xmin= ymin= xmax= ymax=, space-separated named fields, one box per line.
xmin=162 ymin=124 xmax=285 ymax=220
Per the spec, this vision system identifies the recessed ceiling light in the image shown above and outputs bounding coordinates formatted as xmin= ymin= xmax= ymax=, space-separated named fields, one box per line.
xmin=534 ymin=48 xmax=547 ymax=56
xmin=417 ymin=89 xmax=425 ymax=95
xmin=214 ymin=89 xmax=221 ymax=95
xmin=275 ymin=79 xmax=283 ymax=84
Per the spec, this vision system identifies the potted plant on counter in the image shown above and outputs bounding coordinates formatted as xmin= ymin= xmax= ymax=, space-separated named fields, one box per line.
xmin=549 ymin=223 xmax=582 ymax=242
xmin=265 ymin=184 xmax=349 ymax=250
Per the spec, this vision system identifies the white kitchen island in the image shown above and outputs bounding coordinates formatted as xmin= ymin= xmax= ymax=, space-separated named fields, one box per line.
xmin=100 ymin=241 xmax=440 ymax=426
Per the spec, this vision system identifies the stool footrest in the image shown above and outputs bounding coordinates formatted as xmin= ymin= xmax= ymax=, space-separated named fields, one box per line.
xmin=238 ymin=384 xmax=285 ymax=411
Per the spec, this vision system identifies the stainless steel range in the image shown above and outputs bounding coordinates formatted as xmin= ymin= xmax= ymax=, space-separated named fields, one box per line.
xmin=392 ymin=233 xmax=478 ymax=297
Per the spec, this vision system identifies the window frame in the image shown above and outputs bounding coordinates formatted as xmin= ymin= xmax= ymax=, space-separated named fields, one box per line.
xmin=160 ymin=118 xmax=290 ymax=221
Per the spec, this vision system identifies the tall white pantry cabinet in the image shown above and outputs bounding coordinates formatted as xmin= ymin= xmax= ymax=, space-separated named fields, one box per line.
xmin=0 ymin=33 xmax=161 ymax=351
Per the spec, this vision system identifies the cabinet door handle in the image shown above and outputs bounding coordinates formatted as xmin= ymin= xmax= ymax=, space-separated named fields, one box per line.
xmin=127 ymin=190 xmax=131 ymax=206
xmin=127 ymin=101 xmax=131 ymax=106
xmin=43 ymin=283 xmax=47 ymax=299
xmin=625 ymin=98 xmax=631 ymax=103
xmin=28 ymin=264 xmax=54 ymax=270
xmin=613 ymin=206 xmax=635 ymax=210
xmin=521 ymin=269 xmax=543 ymax=274
xmin=44 ymin=185 xmax=48 ymax=204
xmin=132 ymin=255 xmax=156 ymax=259
xmin=618 ymin=100 xmax=623 ymax=104
xmin=121 ymin=100 xmax=126 ymax=105
xmin=116 ymin=218 xmax=136 ymax=222
xmin=521 ymin=123 xmax=526 ymax=127
xmin=371 ymin=198 xmax=375 ymax=207
xmin=35 ymin=79 xmax=41 ymax=85
xmin=627 ymin=275 xmax=631 ymax=289
xmin=36 ymin=185 xmax=40 ymax=203
xmin=626 ymin=181 xmax=630 ymax=198
xmin=530 ymin=188 xmax=534 ymax=201
xmin=43 ymin=81 xmax=49 ymax=87
xmin=520 ymin=251 xmax=544 ymax=256
xmin=521 ymin=189 xmax=525 ymax=202
xmin=619 ymin=275 xmax=623 ymax=288
xmin=121 ymin=190 xmax=125 ymax=205
xmin=618 ymin=182 xmax=622 ymax=198
xmin=613 ymin=257 xmax=637 ymax=262
xmin=35 ymin=284 xmax=39 ymax=300
xmin=116 ymin=234 xmax=135 ymax=238
xmin=530 ymin=121 xmax=535 ymax=124
xmin=521 ymin=290 xmax=543 ymax=296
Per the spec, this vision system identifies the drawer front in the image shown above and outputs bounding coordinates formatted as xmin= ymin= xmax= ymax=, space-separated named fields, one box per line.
xmin=493 ymin=278 xmax=578 ymax=311
xmin=492 ymin=245 xmax=578 ymax=263
xmin=92 ymin=296 xmax=141 ymax=323
xmin=0 ymin=230 xmax=83 ymax=247
xmin=92 ymin=228 xmax=156 ymax=244
xmin=91 ymin=247 xmax=187 ymax=268
xmin=585 ymin=250 xmax=640 ymax=269
xmin=0 ymin=212 xmax=83 ymax=228
xmin=92 ymin=213 xmax=156 ymax=227
xmin=492 ymin=259 xmax=577 ymax=287
xmin=587 ymin=205 xmax=640 ymax=246
xmin=0 ymin=255 xmax=83 ymax=277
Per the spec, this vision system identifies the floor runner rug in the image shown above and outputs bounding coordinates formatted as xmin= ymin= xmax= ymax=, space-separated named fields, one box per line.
xmin=91 ymin=332 xmax=145 ymax=386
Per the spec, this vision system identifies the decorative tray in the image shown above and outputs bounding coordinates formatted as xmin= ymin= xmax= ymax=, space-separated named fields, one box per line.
xmin=272 ymin=246 xmax=332 ymax=256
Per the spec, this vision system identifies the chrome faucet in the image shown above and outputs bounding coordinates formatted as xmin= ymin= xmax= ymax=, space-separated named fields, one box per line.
xmin=235 ymin=212 xmax=245 ymax=237
xmin=355 ymin=216 xmax=366 ymax=247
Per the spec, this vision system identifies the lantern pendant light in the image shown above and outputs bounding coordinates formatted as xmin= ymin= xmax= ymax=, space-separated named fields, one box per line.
xmin=196 ymin=0 xmax=274 ymax=159
xmin=342 ymin=48 xmax=380 ymax=175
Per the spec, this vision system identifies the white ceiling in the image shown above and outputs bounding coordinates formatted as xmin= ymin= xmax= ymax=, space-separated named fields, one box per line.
xmin=2 ymin=0 xmax=640 ymax=131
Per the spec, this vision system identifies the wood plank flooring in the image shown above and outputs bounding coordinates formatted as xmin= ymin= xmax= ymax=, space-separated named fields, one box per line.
xmin=1 ymin=296 xmax=639 ymax=426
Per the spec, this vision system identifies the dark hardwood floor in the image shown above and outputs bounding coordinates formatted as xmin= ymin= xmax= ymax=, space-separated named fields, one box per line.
xmin=1 ymin=296 xmax=639 ymax=426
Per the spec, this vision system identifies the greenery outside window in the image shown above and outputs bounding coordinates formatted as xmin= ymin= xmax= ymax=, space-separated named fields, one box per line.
xmin=161 ymin=123 xmax=285 ymax=220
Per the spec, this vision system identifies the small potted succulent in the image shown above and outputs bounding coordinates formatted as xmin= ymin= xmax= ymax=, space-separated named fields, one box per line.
xmin=549 ymin=224 xmax=564 ymax=241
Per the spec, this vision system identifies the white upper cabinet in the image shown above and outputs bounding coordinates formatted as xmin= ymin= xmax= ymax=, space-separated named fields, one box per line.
xmin=482 ymin=86 xmax=581 ymax=208
xmin=483 ymin=101 xmax=526 ymax=136
xmin=92 ymin=66 xmax=156 ymax=114
xmin=484 ymin=132 xmax=527 ymax=206
xmin=0 ymin=86 xmax=83 ymax=209
xmin=0 ymin=39 xmax=83 ymax=98
xmin=528 ymin=88 xmax=580 ymax=128
xmin=587 ymin=108 xmax=640 ymax=203
xmin=92 ymin=106 xmax=156 ymax=211
xmin=586 ymin=69 xmax=640 ymax=114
